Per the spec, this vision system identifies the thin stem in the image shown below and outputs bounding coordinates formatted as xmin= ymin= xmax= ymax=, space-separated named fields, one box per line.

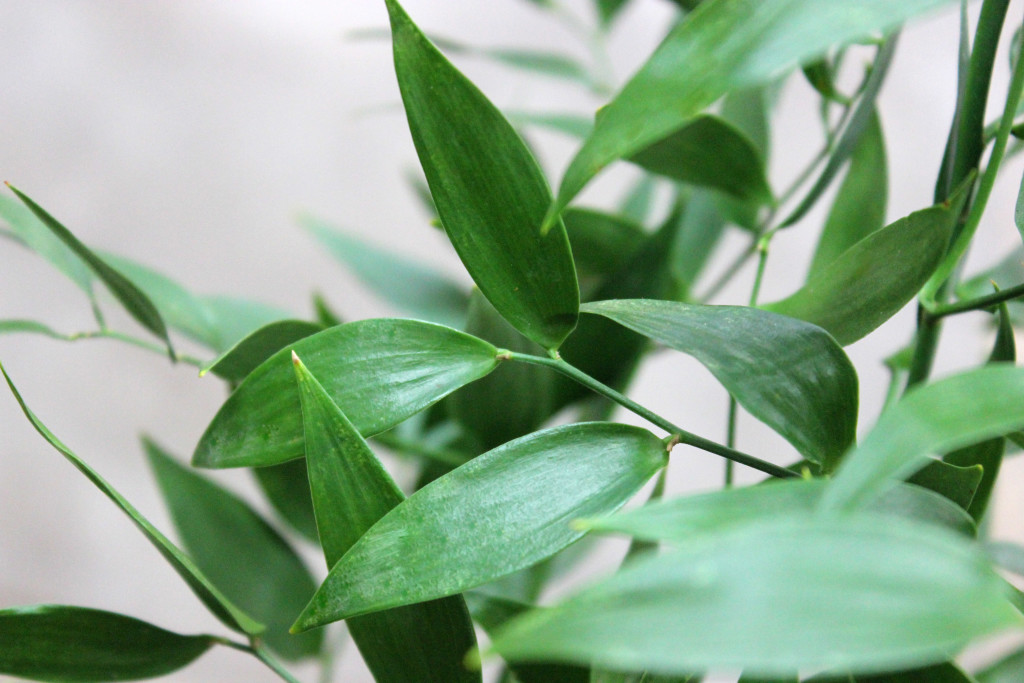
xmin=254 ymin=643 xmax=305 ymax=683
xmin=929 ymin=280 xmax=1024 ymax=318
xmin=69 ymin=329 xmax=207 ymax=368
xmin=505 ymin=351 xmax=795 ymax=479
xmin=696 ymin=238 xmax=758 ymax=303
xmin=724 ymin=398 xmax=737 ymax=488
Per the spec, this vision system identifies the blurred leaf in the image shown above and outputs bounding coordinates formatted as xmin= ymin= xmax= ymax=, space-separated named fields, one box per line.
xmin=582 ymin=299 xmax=858 ymax=469
xmin=619 ymin=175 xmax=660 ymax=226
xmin=803 ymin=58 xmax=841 ymax=102
xmin=956 ymin=246 xmax=1024 ymax=302
xmin=193 ymin=319 xmax=498 ymax=469
xmin=977 ymin=646 xmax=1024 ymax=683
xmin=0 ymin=365 xmax=262 ymax=636
xmin=906 ymin=459 xmax=983 ymax=513
xmin=6 ymin=185 xmax=174 ymax=356
xmin=596 ymin=0 xmax=631 ymax=25
xmin=548 ymin=0 xmax=956 ymax=222
xmin=563 ymin=208 xmax=645 ymax=288
xmin=293 ymin=354 xmax=480 ymax=682
xmin=823 ymin=365 xmax=1024 ymax=512
xmin=201 ymin=320 xmax=323 ymax=382
xmin=386 ymin=0 xmax=579 ymax=350
xmin=489 ymin=513 xmax=1019 ymax=676
xmin=508 ymin=111 xmax=595 ymax=139
xmin=301 ymin=215 xmax=469 ymax=328
xmin=721 ymin=86 xmax=773 ymax=158
xmin=311 ymin=292 xmax=343 ymax=327
xmin=0 ymin=194 xmax=94 ymax=295
xmin=145 ymin=439 xmax=321 ymax=660
xmin=764 ymin=184 xmax=967 ymax=345
xmin=199 ymin=295 xmax=293 ymax=351
xmin=0 ymin=605 xmax=214 ymax=682
xmin=807 ymin=112 xmax=888 ymax=279
xmin=0 ymin=319 xmax=66 ymax=339
xmin=293 ymin=422 xmax=666 ymax=628
xmin=629 ymin=115 xmax=773 ymax=203
xmin=669 ymin=190 xmax=727 ymax=298
xmin=253 ymin=459 xmax=319 ymax=543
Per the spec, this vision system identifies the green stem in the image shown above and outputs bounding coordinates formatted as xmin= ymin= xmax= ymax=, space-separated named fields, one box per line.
xmin=724 ymin=398 xmax=737 ymax=488
xmin=505 ymin=351 xmax=795 ymax=479
xmin=69 ymin=329 xmax=207 ymax=368
xmin=928 ymin=280 xmax=1024 ymax=318
xmin=210 ymin=638 xmax=303 ymax=683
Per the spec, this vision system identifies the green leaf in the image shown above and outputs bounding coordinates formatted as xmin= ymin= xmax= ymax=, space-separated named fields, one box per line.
xmin=807 ymin=111 xmax=888 ymax=279
xmin=201 ymin=319 xmax=323 ymax=382
xmin=596 ymin=0 xmax=631 ymax=25
xmin=547 ymin=0 xmax=956 ymax=222
xmin=956 ymin=245 xmax=1024 ymax=302
xmin=488 ymin=513 xmax=1019 ymax=676
xmin=977 ymin=646 xmax=1024 ymax=683
xmin=0 ymin=193 xmax=94 ymax=295
xmin=293 ymin=422 xmax=667 ymax=629
xmin=0 ymin=605 xmax=215 ymax=682
xmin=851 ymin=662 xmax=977 ymax=682
xmin=6 ymin=185 xmax=174 ymax=356
xmin=145 ymin=440 xmax=321 ymax=660
xmin=385 ymin=0 xmax=579 ymax=350
xmin=0 ymin=319 xmax=66 ymax=339
xmin=193 ymin=318 xmax=499 ymax=468
xmin=562 ymin=208 xmax=645 ymax=292
xmin=581 ymin=299 xmax=857 ymax=469
xmin=301 ymin=215 xmax=469 ymax=328
xmin=764 ymin=184 xmax=967 ymax=345
xmin=669 ymin=190 xmax=728 ymax=298
xmin=0 ymin=364 xmax=263 ymax=637
xmin=628 ymin=115 xmax=772 ymax=203
xmin=293 ymin=354 xmax=480 ymax=682
xmin=822 ymin=365 xmax=1024 ymax=512
xmin=579 ymin=478 xmax=976 ymax=541
xmin=507 ymin=111 xmax=595 ymax=139
xmin=253 ymin=459 xmax=319 ymax=542
xmin=199 ymin=295 xmax=293 ymax=351
xmin=906 ymin=459 xmax=983 ymax=512
xmin=619 ymin=175 xmax=660 ymax=226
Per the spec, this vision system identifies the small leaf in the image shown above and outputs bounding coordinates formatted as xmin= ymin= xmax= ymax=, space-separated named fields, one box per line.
xmin=6 ymin=185 xmax=174 ymax=356
xmin=253 ymin=460 xmax=319 ymax=542
xmin=0 ymin=364 xmax=262 ymax=636
xmin=193 ymin=318 xmax=499 ymax=469
xmin=145 ymin=440 xmax=321 ymax=660
xmin=301 ymin=215 xmax=469 ymax=328
xmin=293 ymin=422 xmax=667 ymax=629
xmin=764 ymin=184 xmax=968 ymax=345
xmin=385 ymin=0 xmax=579 ymax=350
xmin=0 ymin=605 xmax=214 ymax=682
xmin=906 ymin=459 xmax=983 ymax=513
xmin=0 ymin=319 xmax=66 ymax=339
xmin=489 ymin=513 xmax=1019 ymax=676
xmin=628 ymin=115 xmax=773 ymax=203
xmin=822 ymin=365 xmax=1024 ymax=512
xmin=201 ymin=319 xmax=323 ymax=382
xmin=582 ymin=299 xmax=858 ymax=469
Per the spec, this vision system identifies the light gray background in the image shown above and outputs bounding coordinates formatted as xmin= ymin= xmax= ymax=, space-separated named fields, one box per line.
xmin=2 ymin=1 xmax=1023 ymax=681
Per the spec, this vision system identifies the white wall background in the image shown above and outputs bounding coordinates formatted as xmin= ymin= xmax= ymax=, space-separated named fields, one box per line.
xmin=1 ymin=1 xmax=1023 ymax=681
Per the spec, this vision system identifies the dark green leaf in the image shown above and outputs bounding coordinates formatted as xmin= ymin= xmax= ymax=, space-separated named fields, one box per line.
xmin=293 ymin=354 xmax=480 ymax=682
xmin=0 ymin=365 xmax=262 ymax=636
xmin=803 ymin=58 xmax=841 ymax=102
xmin=301 ymin=215 xmax=468 ymax=328
xmin=548 ymin=0 xmax=956 ymax=222
xmin=0 ymin=605 xmax=214 ymax=682
xmin=807 ymin=112 xmax=888 ymax=279
xmin=977 ymin=646 xmax=1024 ymax=683
xmin=905 ymin=459 xmax=983 ymax=513
xmin=145 ymin=440 xmax=321 ymax=660
xmin=201 ymin=319 xmax=323 ymax=382
xmin=596 ymin=0 xmax=631 ymax=25
xmin=6 ymin=185 xmax=174 ymax=356
xmin=823 ymin=365 xmax=1024 ymax=512
xmin=582 ymin=299 xmax=858 ymax=469
xmin=0 ymin=193 xmax=94 ymax=295
xmin=764 ymin=184 xmax=967 ymax=345
xmin=562 ymin=208 xmax=645 ymax=291
xmin=193 ymin=318 xmax=499 ymax=468
xmin=253 ymin=459 xmax=319 ymax=542
xmin=489 ymin=513 xmax=1019 ymax=676
xmin=628 ymin=115 xmax=773 ymax=203
xmin=386 ymin=0 xmax=579 ymax=350
xmin=293 ymin=422 xmax=667 ymax=628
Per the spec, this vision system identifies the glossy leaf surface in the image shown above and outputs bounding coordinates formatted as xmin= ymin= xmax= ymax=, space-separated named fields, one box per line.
xmin=386 ymin=0 xmax=579 ymax=350
xmin=489 ymin=514 xmax=1018 ymax=676
xmin=201 ymin=319 xmax=323 ymax=382
xmin=0 ymin=365 xmax=262 ymax=636
xmin=145 ymin=440 xmax=321 ymax=660
xmin=549 ymin=0 xmax=955 ymax=221
xmin=294 ymin=422 xmax=667 ymax=628
xmin=0 ymin=605 xmax=214 ymax=682
xmin=193 ymin=319 xmax=499 ymax=468
xmin=293 ymin=355 xmax=480 ymax=682
xmin=582 ymin=299 xmax=857 ymax=468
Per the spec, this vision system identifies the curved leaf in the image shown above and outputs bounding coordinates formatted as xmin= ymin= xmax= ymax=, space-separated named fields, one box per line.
xmin=193 ymin=318 xmax=499 ymax=469
xmin=385 ymin=0 xmax=579 ymax=350
xmin=582 ymin=299 xmax=857 ymax=469
xmin=0 ymin=194 xmax=93 ymax=294
xmin=293 ymin=422 xmax=667 ymax=629
xmin=0 ymin=605 xmax=214 ymax=682
xmin=201 ymin=319 xmax=323 ymax=382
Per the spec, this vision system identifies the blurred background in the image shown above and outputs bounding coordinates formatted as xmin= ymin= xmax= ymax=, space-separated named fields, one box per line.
xmin=2 ymin=1 xmax=1023 ymax=680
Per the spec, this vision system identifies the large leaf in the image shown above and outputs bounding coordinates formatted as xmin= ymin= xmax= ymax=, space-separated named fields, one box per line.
xmin=145 ymin=440 xmax=321 ymax=660
xmin=200 ymin=319 xmax=323 ymax=382
xmin=764 ymin=186 xmax=967 ymax=345
xmin=547 ymin=0 xmax=956 ymax=223
xmin=293 ymin=354 xmax=480 ymax=682
xmin=193 ymin=318 xmax=499 ymax=468
xmin=582 ymin=299 xmax=857 ymax=469
xmin=488 ymin=513 xmax=1019 ymax=676
xmin=293 ymin=422 xmax=667 ymax=629
xmin=822 ymin=365 xmax=1024 ymax=512
xmin=0 ymin=605 xmax=214 ymax=682
xmin=301 ymin=215 xmax=469 ymax=328
xmin=0 ymin=365 xmax=262 ymax=636
xmin=385 ymin=0 xmax=579 ymax=350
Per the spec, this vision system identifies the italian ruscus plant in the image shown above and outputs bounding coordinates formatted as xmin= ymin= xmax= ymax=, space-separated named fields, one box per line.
xmin=7 ymin=0 xmax=1024 ymax=681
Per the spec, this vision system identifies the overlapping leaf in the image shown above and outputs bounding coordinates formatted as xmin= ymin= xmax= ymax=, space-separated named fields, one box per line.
xmin=200 ymin=319 xmax=323 ymax=382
